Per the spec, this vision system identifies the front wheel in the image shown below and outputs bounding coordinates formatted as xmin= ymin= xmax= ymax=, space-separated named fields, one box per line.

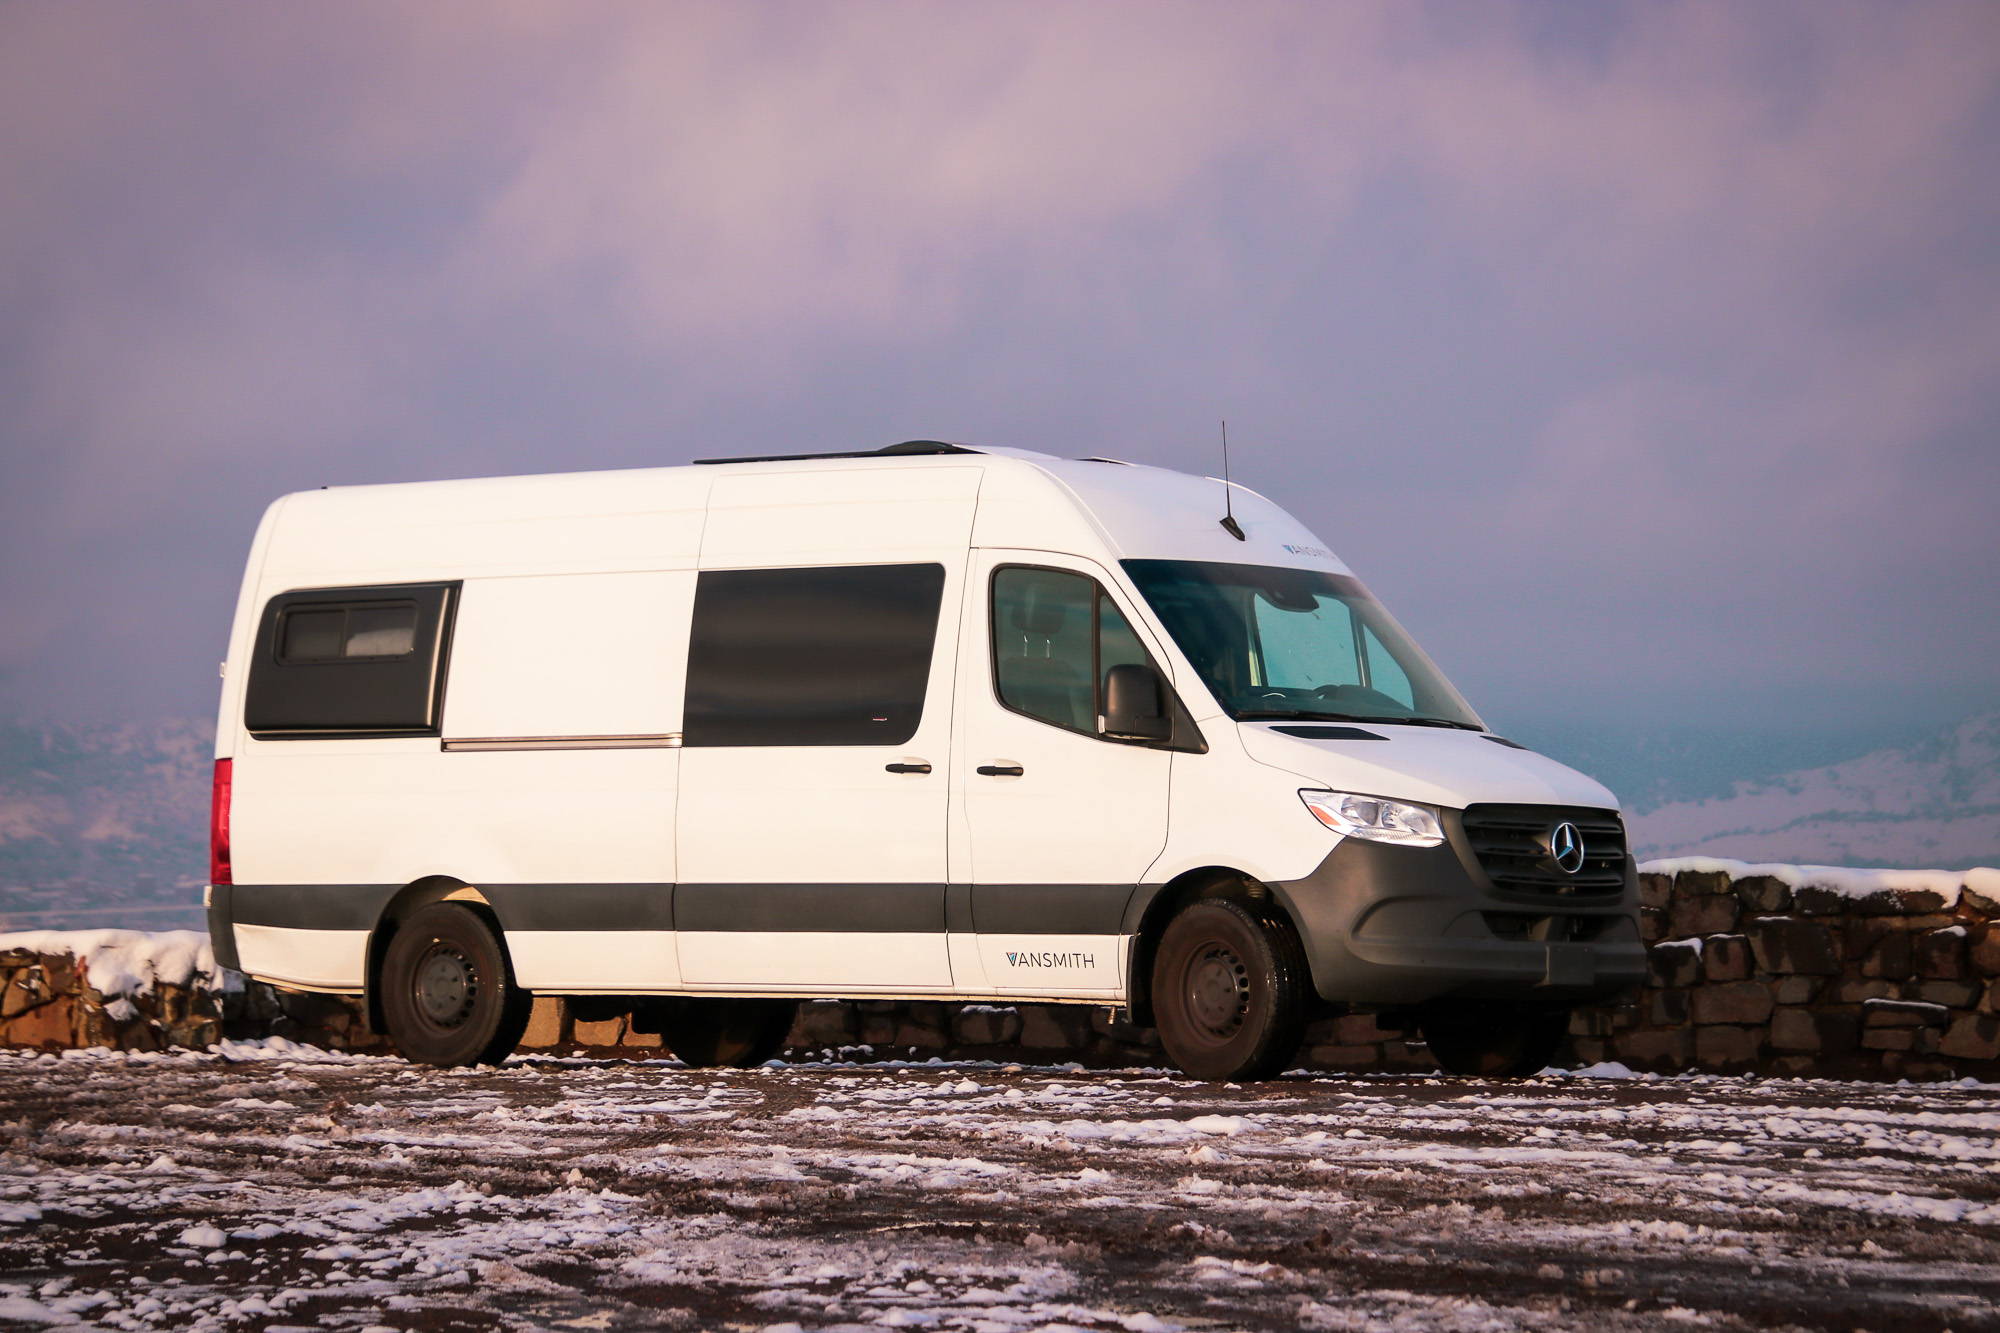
xmin=1419 ymin=1003 xmax=1569 ymax=1077
xmin=380 ymin=902 xmax=532 ymax=1067
xmin=1151 ymin=898 xmax=1309 ymax=1082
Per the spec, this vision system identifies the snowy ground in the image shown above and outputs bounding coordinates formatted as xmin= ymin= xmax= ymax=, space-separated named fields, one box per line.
xmin=2 ymin=1046 xmax=1998 ymax=1332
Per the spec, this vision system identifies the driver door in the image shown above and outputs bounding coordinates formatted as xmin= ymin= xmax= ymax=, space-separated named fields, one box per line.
xmin=952 ymin=553 xmax=1173 ymax=996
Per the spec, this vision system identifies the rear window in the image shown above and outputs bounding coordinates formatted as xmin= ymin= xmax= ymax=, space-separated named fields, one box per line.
xmin=245 ymin=583 xmax=457 ymax=737
xmin=684 ymin=563 xmax=945 ymax=746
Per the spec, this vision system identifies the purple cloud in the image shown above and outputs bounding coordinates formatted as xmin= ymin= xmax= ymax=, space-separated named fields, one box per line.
xmin=1 ymin=1 xmax=1995 ymax=736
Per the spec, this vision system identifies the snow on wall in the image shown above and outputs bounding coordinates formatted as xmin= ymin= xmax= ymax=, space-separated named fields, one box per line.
xmin=1640 ymin=856 xmax=2000 ymax=907
xmin=0 ymin=929 xmax=217 ymax=997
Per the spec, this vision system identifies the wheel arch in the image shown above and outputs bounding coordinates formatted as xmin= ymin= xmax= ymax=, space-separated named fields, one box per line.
xmin=363 ymin=876 xmax=507 ymax=1033
xmin=1123 ymin=865 xmax=1303 ymax=1028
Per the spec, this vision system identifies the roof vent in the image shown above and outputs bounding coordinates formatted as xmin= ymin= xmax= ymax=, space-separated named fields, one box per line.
xmin=881 ymin=440 xmax=978 ymax=456
xmin=693 ymin=440 xmax=982 ymax=465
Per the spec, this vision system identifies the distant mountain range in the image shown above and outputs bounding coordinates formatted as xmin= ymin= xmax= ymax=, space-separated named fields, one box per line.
xmin=0 ymin=719 xmax=212 ymax=929
xmin=1626 ymin=712 xmax=2000 ymax=869
xmin=0 ymin=710 xmax=1992 ymax=930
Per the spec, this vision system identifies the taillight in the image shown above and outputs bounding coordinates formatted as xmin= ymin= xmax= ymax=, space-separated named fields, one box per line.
xmin=209 ymin=758 xmax=233 ymax=886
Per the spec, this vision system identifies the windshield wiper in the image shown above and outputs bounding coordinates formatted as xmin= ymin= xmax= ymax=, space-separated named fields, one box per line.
xmin=1381 ymin=717 xmax=1485 ymax=731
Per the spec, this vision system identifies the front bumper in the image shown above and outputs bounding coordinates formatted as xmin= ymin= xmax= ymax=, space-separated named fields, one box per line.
xmin=1269 ymin=816 xmax=1645 ymax=1008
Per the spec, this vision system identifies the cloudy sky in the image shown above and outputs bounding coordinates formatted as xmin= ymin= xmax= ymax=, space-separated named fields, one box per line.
xmin=3 ymin=1 xmax=1996 ymax=772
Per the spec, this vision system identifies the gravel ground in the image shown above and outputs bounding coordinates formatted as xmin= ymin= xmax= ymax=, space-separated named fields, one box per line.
xmin=1 ymin=1043 xmax=1997 ymax=1332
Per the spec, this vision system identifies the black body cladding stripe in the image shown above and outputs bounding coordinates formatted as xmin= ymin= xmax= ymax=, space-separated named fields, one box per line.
xmin=970 ymin=884 xmax=1133 ymax=935
xmin=481 ymin=884 xmax=673 ymax=932
xmin=229 ymin=883 xmax=402 ymax=931
xmin=675 ymin=883 xmax=946 ymax=934
xmin=222 ymin=883 xmax=1135 ymax=936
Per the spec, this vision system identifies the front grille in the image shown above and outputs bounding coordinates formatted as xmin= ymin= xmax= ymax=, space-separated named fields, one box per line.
xmin=1460 ymin=804 xmax=1629 ymax=898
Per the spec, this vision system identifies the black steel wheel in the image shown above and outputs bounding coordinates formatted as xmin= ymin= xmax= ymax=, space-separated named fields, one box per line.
xmin=1151 ymin=897 xmax=1309 ymax=1082
xmin=379 ymin=902 xmax=531 ymax=1067
xmin=637 ymin=997 xmax=798 ymax=1068
xmin=1419 ymin=1003 xmax=1570 ymax=1077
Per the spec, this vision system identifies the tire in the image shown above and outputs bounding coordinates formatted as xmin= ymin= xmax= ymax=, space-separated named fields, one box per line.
xmin=1151 ymin=897 xmax=1309 ymax=1082
xmin=379 ymin=902 xmax=532 ymax=1067
xmin=1419 ymin=1003 xmax=1570 ymax=1077
xmin=637 ymin=997 xmax=798 ymax=1069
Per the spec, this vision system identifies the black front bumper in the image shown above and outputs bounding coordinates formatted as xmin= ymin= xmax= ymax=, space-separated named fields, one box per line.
xmin=1269 ymin=811 xmax=1645 ymax=1008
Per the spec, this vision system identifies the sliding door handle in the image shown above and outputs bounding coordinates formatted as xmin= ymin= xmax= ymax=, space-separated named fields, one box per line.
xmin=976 ymin=763 xmax=1025 ymax=777
xmin=885 ymin=761 xmax=932 ymax=774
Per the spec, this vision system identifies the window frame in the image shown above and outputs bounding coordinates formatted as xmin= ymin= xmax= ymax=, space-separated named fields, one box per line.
xmin=244 ymin=581 xmax=459 ymax=740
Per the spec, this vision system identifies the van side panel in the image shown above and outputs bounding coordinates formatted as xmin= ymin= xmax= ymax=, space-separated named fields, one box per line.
xmin=439 ymin=570 xmax=690 ymax=989
xmin=673 ymin=467 xmax=980 ymax=991
xmin=227 ymin=480 xmax=704 ymax=992
xmin=443 ymin=572 xmax=691 ymax=741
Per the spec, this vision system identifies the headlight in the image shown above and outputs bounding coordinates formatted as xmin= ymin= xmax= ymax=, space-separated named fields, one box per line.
xmin=1299 ymin=789 xmax=1445 ymax=847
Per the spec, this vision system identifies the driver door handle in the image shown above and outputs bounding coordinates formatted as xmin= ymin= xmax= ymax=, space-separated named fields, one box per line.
xmin=976 ymin=763 xmax=1025 ymax=777
xmin=885 ymin=761 xmax=932 ymax=774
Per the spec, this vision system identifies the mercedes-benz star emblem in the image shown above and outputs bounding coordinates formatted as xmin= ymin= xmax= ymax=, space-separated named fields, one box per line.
xmin=1549 ymin=821 xmax=1586 ymax=874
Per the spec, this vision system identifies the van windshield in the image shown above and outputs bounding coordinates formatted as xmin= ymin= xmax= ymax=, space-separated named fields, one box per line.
xmin=1121 ymin=560 xmax=1484 ymax=730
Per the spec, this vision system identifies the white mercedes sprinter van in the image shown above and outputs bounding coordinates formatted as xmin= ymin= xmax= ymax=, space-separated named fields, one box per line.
xmin=205 ymin=441 xmax=1642 ymax=1080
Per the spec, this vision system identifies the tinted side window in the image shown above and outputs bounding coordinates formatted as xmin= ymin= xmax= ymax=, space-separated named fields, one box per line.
xmin=246 ymin=583 xmax=457 ymax=737
xmin=1097 ymin=595 xmax=1151 ymax=682
xmin=992 ymin=568 xmax=1095 ymax=732
xmin=684 ymin=564 xmax=945 ymax=747
xmin=991 ymin=566 xmax=1165 ymax=737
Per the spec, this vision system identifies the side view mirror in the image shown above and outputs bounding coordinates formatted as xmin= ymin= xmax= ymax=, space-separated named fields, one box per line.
xmin=1101 ymin=663 xmax=1172 ymax=743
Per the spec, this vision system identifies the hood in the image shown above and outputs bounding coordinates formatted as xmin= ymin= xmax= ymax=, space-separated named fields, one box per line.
xmin=1236 ymin=722 xmax=1620 ymax=812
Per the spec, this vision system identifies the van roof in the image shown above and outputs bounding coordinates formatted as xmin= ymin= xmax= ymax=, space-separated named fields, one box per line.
xmin=262 ymin=443 xmax=1351 ymax=582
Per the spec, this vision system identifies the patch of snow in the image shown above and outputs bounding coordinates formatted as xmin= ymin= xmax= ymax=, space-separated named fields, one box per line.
xmin=0 ymin=929 xmax=217 ymax=996
xmin=1639 ymin=857 xmax=1998 ymax=906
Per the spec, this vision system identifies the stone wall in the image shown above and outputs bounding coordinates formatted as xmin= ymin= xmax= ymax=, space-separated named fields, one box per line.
xmin=1581 ymin=862 xmax=2000 ymax=1079
xmin=0 ymin=933 xmax=388 ymax=1056
xmin=4 ymin=861 xmax=1997 ymax=1077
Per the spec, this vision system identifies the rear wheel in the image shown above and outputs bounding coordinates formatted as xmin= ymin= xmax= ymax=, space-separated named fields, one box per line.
xmin=1151 ymin=897 xmax=1309 ymax=1082
xmin=637 ymin=997 xmax=798 ymax=1068
xmin=1419 ymin=1002 xmax=1569 ymax=1077
xmin=380 ymin=902 xmax=531 ymax=1067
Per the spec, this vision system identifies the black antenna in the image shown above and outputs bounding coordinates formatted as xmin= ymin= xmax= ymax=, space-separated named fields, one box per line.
xmin=1219 ymin=419 xmax=1246 ymax=541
